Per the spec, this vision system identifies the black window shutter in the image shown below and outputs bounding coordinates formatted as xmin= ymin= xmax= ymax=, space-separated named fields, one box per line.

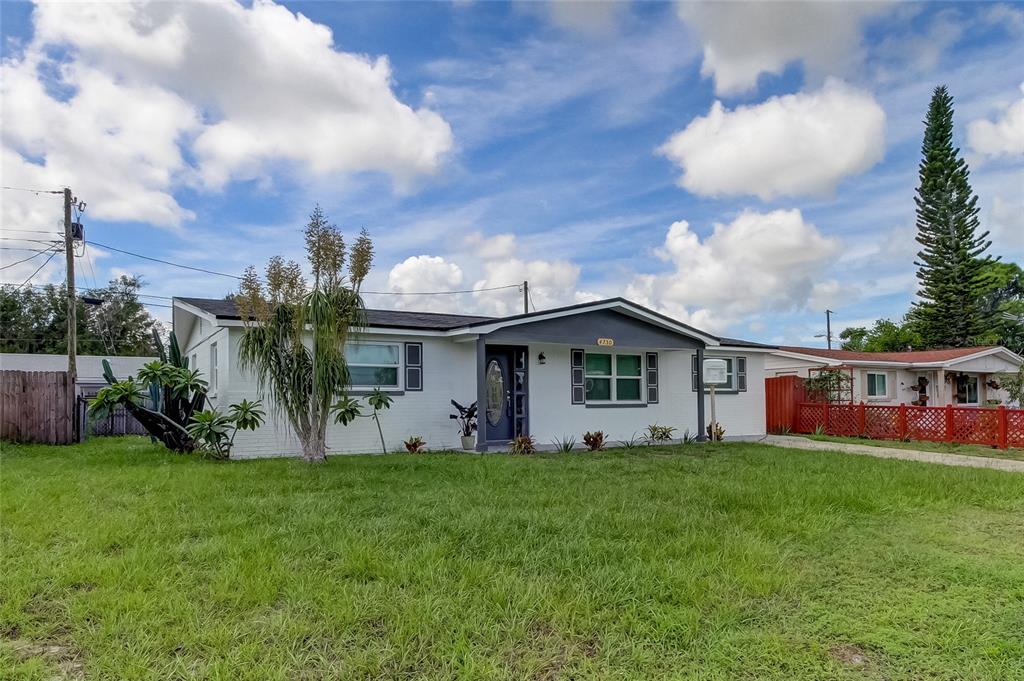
xmin=691 ymin=353 xmax=699 ymax=392
xmin=571 ymin=348 xmax=585 ymax=404
xmin=646 ymin=352 xmax=659 ymax=404
xmin=737 ymin=356 xmax=747 ymax=392
xmin=405 ymin=342 xmax=423 ymax=391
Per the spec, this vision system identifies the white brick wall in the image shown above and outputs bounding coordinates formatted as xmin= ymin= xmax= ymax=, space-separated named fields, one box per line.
xmin=223 ymin=331 xmax=477 ymax=458
xmin=181 ymin=323 xmax=768 ymax=458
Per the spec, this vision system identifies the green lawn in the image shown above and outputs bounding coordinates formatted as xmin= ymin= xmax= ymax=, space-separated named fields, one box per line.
xmin=2 ymin=438 xmax=1023 ymax=680
xmin=801 ymin=433 xmax=1024 ymax=462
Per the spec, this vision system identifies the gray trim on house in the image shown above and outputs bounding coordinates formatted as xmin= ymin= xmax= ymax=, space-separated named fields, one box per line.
xmin=696 ymin=347 xmax=706 ymax=442
xmin=475 ymin=337 xmax=486 ymax=452
xmin=486 ymin=309 xmax=705 ymax=349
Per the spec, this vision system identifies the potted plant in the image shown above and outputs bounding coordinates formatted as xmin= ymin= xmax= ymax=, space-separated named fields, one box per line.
xmin=450 ymin=399 xmax=478 ymax=450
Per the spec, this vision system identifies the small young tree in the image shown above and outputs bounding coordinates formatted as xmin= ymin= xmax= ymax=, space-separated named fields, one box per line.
xmin=909 ymin=85 xmax=996 ymax=347
xmin=235 ymin=206 xmax=373 ymax=463
xmin=998 ymin=366 xmax=1024 ymax=407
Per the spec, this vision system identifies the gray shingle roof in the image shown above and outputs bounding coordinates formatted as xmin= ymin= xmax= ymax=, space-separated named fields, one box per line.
xmin=174 ymin=296 xmax=775 ymax=348
xmin=175 ymin=297 xmax=496 ymax=331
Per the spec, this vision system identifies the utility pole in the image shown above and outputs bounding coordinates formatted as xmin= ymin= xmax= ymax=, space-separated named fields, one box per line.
xmin=64 ymin=188 xmax=76 ymax=389
xmin=64 ymin=187 xmax=77 ymax=441
xmin=825 ymin=309 xmax=833 ymax=349
xmin=523 ymin=280 xmax=529 ymax=314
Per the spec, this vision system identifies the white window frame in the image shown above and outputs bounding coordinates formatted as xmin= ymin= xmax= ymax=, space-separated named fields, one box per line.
xmin=584 ymin=351 xmax=644 ymax=403
xmin=209 ymin=343 xmax=218 ymax=396
xmin=957 ymin=375 xmax=979 ymax=405
xmin=345 ymin=341 xmax=403 ymax=390
xmin=865 ymin=371 xmax=890 ymax=399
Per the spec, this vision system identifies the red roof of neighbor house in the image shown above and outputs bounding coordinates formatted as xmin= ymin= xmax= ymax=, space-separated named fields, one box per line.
xmin=778 ymin=345 xmax=1003 ymax=364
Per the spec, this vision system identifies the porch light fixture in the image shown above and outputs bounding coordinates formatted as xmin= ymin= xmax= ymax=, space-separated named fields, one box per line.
xmin=538 ymin=352 xmax=547 ymax=365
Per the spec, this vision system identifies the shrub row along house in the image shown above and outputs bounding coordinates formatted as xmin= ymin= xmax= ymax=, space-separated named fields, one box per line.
xmin=766 ymin=346 xmax=1021 ymax=407
xmin=172 ymin=297 xmax=773 ymax=457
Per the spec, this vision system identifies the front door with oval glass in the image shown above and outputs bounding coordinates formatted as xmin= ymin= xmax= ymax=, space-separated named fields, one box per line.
xmin=483 ymin=346 xmax=526 ymax=442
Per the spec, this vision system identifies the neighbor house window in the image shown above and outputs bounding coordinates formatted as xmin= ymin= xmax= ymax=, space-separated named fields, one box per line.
xmin=346 ymin=342 xmax=401 ymax=388
xmin=585 ymin=352 xmax=642 ymax=402
xmin=956 ymin=375 xmax=979 ymax=404
xmin=209 ymin=343 xmax=218 ymax=394
xmin=866 ymin=372 xmax=887 ymax=398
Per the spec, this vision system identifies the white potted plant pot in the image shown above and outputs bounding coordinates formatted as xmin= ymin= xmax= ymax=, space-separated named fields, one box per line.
xmin=461 ymin=435 xmax=476 ymax=450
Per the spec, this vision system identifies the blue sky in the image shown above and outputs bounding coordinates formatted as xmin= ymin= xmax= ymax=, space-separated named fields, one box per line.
xmin=1 ymin=1 xmax=1022 ymax=345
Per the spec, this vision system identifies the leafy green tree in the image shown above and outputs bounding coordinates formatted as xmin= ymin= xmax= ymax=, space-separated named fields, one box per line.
xmin=840 ymin=318 xmax=923 ymax=352
xmin=88 ymin=275 xmax=162 ymax=355
xmin=235 ymin=206 xmax=374 ymax=463
xmin=908 ymin=85 xmax=996 ymax=347
xmin=0 ymin=275 xmax=161 ymax=355
xmin=838 ymin=327 xmax=868 ymax=351
xmin=978 ymin=261 xmax=1023 ymax=354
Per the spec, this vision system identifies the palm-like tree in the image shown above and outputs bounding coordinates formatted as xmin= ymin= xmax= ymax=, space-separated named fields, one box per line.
xmin=235 ymin=206 xmax=374 ymax=463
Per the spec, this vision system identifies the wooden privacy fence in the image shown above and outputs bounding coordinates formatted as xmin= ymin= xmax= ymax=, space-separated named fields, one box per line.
xmin=0 ymin=370 xmax=74 ymax=444
xmin=792 ymin=402 xmax=1024 ymax=449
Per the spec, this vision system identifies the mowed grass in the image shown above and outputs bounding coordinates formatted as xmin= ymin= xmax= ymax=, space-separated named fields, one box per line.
xmin=801 ymin=433 xmax=1024 ymax=462
xmin=2 ymin=438 xmax=1024 ymax=680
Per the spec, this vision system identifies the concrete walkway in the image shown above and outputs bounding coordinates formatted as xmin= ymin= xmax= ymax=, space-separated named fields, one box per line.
xmin=761 ymin=434 xmax=1024 ymax=473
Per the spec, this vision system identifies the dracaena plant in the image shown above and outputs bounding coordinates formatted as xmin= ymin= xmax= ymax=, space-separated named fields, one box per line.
xmin=236 ymin=205 xmax=374 ymax=463
xmin=332 ymin=388 xmax=393 ymax=455
xmin=187 ymin=399 xmax=266 ymax=460
xmin=90 ymin=329 xmax=207 ymax=452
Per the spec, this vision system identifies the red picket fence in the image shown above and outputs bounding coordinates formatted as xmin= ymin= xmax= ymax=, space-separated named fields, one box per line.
xmin=793 ymin=401 xmax=1023 ymax=449
xmin=765 ymin=376 xmax=1024 ymax=449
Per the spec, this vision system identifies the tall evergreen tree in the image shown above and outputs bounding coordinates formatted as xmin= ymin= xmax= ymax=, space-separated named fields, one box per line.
xmin=909 ymin=85 xmax=996 ymax=347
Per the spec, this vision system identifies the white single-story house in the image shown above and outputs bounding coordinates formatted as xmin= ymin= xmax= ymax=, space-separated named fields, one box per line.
xmin=172 ymin=297 xmax=775 ymax=458
xmin=0 ymin=353 xmax=156 ymax=398
xmin=765 ymin=346 xmax=1023 ymax=407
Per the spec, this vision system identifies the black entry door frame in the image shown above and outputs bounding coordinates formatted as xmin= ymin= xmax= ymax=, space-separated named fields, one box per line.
xmin=476 ymin=341 xmax=528 ymax=449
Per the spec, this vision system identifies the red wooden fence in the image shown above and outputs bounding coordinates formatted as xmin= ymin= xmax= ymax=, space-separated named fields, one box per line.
xmin=765 ymin=375 xmax=805 ymax=434
xmin=766 ymin=376 xmax=1024 ymax=449
xmin=793 ymin=402 xmax=1023 ymax=449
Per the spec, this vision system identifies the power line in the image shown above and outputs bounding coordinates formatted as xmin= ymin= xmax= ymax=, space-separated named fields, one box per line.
xmin=0 ymin=230 xmax=64 ymax=236
xmin=0 ymin=246 xmax=61 ymax=271
xmin=15 ymin=250 xmax=60 ymax=290
xmin=362 ymin=283 xmax=521 ymax=296
xmin=86 ymin=240 xmax=244 ymax=280
xmin=0 ymin=184 xmax=65 ymax=192
xmin=87 ymin=239 xmax=525 ymax=296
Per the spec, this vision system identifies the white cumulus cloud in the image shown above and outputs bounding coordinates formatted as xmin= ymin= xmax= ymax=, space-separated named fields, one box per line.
xmin=625 ymin=209 xmax=841 ymax=332
xmin=659 ymin=79 xmax=886 ymax=200
xmin=386 ymin=255 xmax=465 ymax=313
xmin=967 ymin=83 xmax=1024 ymax=160
xmin=676 ymin=1 xmax=892 ymax=95
xmin=1 ymin=0 xmax=452 ymax=232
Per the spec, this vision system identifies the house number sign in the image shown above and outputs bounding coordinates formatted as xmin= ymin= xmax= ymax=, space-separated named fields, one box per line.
xmin=597 ymin=338 xmax=614 ymax=347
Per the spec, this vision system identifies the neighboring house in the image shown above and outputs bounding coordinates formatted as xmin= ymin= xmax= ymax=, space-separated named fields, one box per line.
xmin=766 ymin=346 xmax=1023 ymax=407
xmin=172 ymin=297 xmax=775 ymax=458
xmin=0 ymin=353 xmax=156 ymax=398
